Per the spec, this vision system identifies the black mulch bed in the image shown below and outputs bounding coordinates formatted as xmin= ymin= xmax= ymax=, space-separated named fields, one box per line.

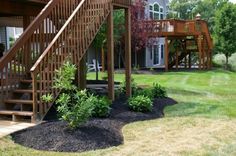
xmin=11 ymin=97 xmax=177 ymax=152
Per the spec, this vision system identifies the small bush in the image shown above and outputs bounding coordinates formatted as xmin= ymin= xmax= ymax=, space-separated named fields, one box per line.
xmin=92 ymin=96 xmax=111 ymax=118
xmin=56 ymin=90 xmax=96 ymax=129
xmin=117 ymin=77 xmax=138 ymax=96
xmin=213 ymin=54 xmax=226 ymax=67
xmin=128 ymin=95 xmax=153 ymax=112
xmin=134 ymin=88 xmax=154 ymax=100
xmin=152 ymin=83 xmax=167 ymax=98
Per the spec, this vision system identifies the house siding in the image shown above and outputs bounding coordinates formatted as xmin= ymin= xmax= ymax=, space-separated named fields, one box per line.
xmin=145 ymin=0 xmax=169 ymax=68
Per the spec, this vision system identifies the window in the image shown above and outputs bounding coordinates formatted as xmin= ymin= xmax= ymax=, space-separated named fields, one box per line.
xmin=149 ymin=3 xmax=164 ymax=20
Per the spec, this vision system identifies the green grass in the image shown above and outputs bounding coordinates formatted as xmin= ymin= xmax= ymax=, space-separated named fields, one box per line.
xmin=1 ymin=69 xmax=236 ymax=155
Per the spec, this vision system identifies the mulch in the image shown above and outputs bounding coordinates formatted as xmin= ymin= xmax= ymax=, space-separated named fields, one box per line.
xmin=11 ymin=97 xmax=177 ymax=152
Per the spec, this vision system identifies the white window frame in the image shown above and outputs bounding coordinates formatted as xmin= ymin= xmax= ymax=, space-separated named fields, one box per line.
xmin=149 ymin=2 xmax=164 ymax=20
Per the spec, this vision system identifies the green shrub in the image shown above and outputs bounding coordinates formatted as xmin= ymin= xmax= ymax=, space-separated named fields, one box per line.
xmin=56 ymin=90 xmax=96 ymax=129
xmin=229 ymin=53 xmax=236 ymax=71
xmin=52 ymin=60 xmax=96 ymax=129
xmin=213 ymin=54 xmax=226 ymax=67
xmin=117 ymin=77 xmax=138 ymax=96
xmin=152 ymin=83 xmax=167 ymax=98
xmin=128 ymin=95 xmax=153 ymax=112
xmin=53 ymin=60 xmax=77 ymax=91
xmin=92 ymin=96 xmax=111 ymax=118
xmin=134 ymin=88 xmax=154 ymax=100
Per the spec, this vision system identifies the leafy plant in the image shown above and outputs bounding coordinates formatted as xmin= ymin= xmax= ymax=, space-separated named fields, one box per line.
xmin=51 ymin=61 xmax=96 ymax=129
xmin=41 ymin=94 xmax=53 ymax=103
xmin=53 ymin=60 xmax=77 ymax=92
xmin=152 ymin=83 xmax=167 ymax=98
xmin=134 ymin=88 xmax=154 ymax=100
xmin=56 ymin=90 xmax=96 ymax=129
xmin=92 ymin=96 xmax=111 ymax=118
xmin=118 ymin=77 xmax=138 ymax=96
xmin=128 ymin=95 xmax=153 ymax=112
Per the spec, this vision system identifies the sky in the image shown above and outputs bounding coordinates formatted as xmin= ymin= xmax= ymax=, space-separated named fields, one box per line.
xmin=229 ymin=0 xmax=236 ymax=3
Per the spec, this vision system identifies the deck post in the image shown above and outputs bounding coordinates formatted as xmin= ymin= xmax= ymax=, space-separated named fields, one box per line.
xmin=165 ymin=37 xmax=169 ymax=72
xmin=175 ymin=47 xmax=179 ymax=70
xmin=107 ymin=5 xmax=114 ymax=100
xmin=189 ymin=51 xmax=191 ymax=69
xmin=125 ymin=7 xmax=132 ymax=97
xmin=197 ymin=36 xmax=202 ymax=70
xmin=79 ymin=55 xmax=87 ymax=90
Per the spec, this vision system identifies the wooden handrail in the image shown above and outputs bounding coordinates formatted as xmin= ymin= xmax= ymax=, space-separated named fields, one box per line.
xmin=0 ymin=0 xmax=56 ymax=69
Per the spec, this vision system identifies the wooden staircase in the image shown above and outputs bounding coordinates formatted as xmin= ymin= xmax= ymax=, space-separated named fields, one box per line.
xmin=0 ymin=0 xmax=130 ymax=122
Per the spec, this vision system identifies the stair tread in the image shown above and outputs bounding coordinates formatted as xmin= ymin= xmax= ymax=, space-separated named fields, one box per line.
xmin=0 ymin=110 xmax=33 ymax=116
xmin=20 ymin=80 xmax=32 ymax=83
xmin=14 ymin=89 xmax=33 ymax=93
xmin=5 ymin=99 xmax=33 ymax=104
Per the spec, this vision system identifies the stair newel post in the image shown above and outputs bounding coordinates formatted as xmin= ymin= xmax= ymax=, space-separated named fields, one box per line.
xmin=23 ymin=16 xmax=31 ymax=71
xmin=31 ymin=72 xmax=37 ymax=123
xmin=125 ymin=7 xmax=132 ymax=97
xmin=107 ymin=4 xmax=115 ymax=101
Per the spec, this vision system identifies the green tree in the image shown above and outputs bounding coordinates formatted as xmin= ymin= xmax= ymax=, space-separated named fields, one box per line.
xmin=193 ymin=0 xmax=228 ymax=33
xmin=214 ymin=2 xmax=236 ymax=68
xmin=169 ymin=0 xmax=200 ymax=19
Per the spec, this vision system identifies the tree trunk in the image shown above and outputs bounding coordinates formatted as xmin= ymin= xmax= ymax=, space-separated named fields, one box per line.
xmin=95 ymin=49 xmax=99 ymax=80
xmin=225 ymin=54 xmax=229 ymax=70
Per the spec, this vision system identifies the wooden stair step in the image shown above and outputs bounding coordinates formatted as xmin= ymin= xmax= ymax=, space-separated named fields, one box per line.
xmin=14 ymin=89 xmax=33 ymax=93
xmin=4 ymin=99 xmax=33 ymax=105
xmin=0 ymin=110 xmax=33 ymax=116
xmin=20 ymin=80 xmax=32 ymax=84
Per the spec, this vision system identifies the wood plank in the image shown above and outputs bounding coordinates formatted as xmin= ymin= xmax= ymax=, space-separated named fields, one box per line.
xmin=4 ymin=100 xmax=33 ymax=105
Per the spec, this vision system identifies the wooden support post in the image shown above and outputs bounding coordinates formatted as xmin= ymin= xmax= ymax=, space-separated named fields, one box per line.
xmin=107 ymin=5 xmax=114 ymax=100
xmin=79 ymin=56 xmax=87 ymax=90
xmin=189 ymin=51 xmax=191 ymax=69
xmin=197 ymin=36 xmax=202 ymax=70
xmin=175 ymin=48 xmax=178 ymax=70
xmin=202 ymin=38 xmax=206 ymax=70
xmin=125 ymin=7 xmax=132 ymax=97
xmin=165 ymin=38 xmax=169 ymax=72
xmin=184 ymin=42 xmax=187 ymax=69
xmin=101 ymin=46 xmax=105 ymax=72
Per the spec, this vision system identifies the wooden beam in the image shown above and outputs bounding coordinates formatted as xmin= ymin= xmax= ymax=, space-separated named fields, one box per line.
xmin=107 ymin=5 xmax=114 ymax=100
xmin=165 ymin=38 xmax=169 ymax=72
xmin=125 ymin=7 xmax=131 ymax=97
xmin=0 ymin=0 xmax=44 ymax=16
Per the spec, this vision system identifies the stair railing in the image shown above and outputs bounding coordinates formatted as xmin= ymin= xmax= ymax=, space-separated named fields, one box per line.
xmin=30 ymin=0 xmax=112 ymax=120
xmin=0 ymin=0 xmax=81 ymax=105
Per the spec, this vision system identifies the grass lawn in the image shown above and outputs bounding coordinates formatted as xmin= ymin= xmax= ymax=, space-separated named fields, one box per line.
xmin=1 ymin=69 xmax=236 ymax=156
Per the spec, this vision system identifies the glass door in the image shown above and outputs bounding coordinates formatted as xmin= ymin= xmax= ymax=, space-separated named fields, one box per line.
xmin=153 ymin=45 xmax=160 ymax=65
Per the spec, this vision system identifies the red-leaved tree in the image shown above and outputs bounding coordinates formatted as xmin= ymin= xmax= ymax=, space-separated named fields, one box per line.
xmin=131 ymin=0 xmax=156 ymax=67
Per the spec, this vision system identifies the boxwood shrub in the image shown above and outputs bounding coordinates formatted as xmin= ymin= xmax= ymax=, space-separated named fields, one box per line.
xmin=128 ymin=95 xmax=153 ymax=112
